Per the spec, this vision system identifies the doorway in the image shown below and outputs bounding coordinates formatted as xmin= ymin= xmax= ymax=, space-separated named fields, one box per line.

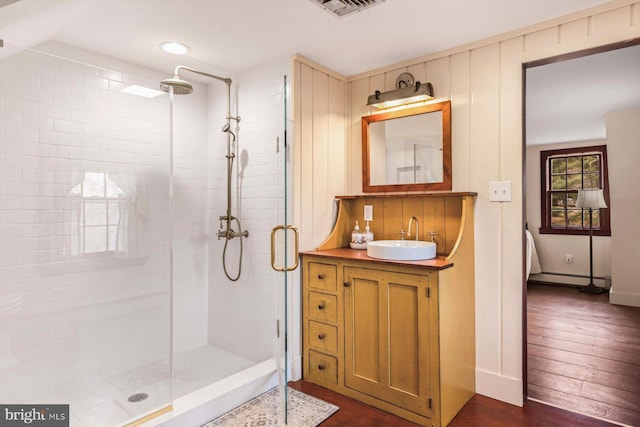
xmin=523 ymin=41 xmax=640 ymax=426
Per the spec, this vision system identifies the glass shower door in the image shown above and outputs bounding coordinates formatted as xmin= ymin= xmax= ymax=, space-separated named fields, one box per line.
xmin=272 ymin=74 xmax=297 ymax=424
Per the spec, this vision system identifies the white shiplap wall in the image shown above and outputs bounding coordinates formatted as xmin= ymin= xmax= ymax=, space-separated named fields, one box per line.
xmin=292 ymin=58 xmax=348 ymax=252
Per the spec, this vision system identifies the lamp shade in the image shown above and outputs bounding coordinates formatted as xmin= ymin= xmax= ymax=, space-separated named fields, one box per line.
xmin=576 ymin=189 xmax=607 ymax=209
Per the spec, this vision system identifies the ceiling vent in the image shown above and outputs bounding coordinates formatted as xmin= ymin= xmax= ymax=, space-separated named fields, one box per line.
xmin=310 ymin=0 xmax=385 ymax=17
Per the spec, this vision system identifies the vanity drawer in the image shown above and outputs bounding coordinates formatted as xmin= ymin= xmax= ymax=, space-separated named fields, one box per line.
xmin=308 ymin=320 xmax=338 ymax=354
xmin=308 ymin=292 xmax=337 ymax=323
xmin=308 ymin=262 xmax=337 ymax=292
xmin=308 ymin=350 xmax=338 ymax=385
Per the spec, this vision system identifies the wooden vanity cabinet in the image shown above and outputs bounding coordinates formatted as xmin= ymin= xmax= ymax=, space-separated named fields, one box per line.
xmin=302 ymin=255 xmax=450 ymax=426
xmin=304 ymin=259 xmax=340 ymax=386
xmin=301 ymin=192 xmax=476 ymax=426
xmin=344 ymin=265 xmax=436 ymax=419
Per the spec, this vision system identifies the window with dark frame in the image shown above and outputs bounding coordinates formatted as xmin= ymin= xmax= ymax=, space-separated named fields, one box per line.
xmin=539 ymin=145 xmax=611 ymax=236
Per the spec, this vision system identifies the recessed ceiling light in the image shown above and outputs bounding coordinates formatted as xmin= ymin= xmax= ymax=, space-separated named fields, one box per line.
xmin=159 ymin=41 xmax=191 ymax=55
xmin=120 ymin=85 xmax=165 ymax=98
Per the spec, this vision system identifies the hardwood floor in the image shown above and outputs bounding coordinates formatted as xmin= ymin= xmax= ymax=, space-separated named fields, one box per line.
xmin=527 ymin=283 xmax=640 ymax=426
xmin=290 ymin=379 xmax=617 ymax=426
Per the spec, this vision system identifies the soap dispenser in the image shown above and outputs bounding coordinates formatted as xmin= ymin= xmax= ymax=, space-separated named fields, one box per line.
xmin=350 ymin=220 xmax=366 ymax=249
xmin=363 ymin=221 xmax=374 ymax=243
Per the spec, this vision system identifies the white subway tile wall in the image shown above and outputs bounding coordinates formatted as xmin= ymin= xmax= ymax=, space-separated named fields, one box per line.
xmin=0 ymin=43 xmax=201 ymax=426
xmin=206 ymin=60 xmax=292 ymax=365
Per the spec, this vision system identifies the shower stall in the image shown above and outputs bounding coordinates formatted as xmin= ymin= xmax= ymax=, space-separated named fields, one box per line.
xmin=0 ymin=39 xmax=295 ymax=426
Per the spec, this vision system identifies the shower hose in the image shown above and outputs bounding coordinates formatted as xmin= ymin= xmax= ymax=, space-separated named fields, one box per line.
xmin=222 ymin=216 xmax=244 ymax=282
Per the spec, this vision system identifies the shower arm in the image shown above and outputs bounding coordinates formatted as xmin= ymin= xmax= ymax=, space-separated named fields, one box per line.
xmin=173 ymin=65 xmax=231 ymax=85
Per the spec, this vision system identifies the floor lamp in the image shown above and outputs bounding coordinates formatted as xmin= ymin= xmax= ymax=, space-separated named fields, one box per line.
xmin=575 ymin=189 xmax=608 ymax=294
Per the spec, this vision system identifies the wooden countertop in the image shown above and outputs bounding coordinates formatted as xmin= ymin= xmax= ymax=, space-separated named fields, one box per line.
xmin=301 ymin=247 xmax=454 ymax=270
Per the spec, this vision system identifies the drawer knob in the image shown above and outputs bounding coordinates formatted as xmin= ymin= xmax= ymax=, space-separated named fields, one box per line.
xmin=344 ymin=282 xmax=351 ymax=287
xmin=317 ymin=274 xmax=326 ymax=280
xmin=318 ymin=333 xmax=326 ymax=340
xmin=318 ymin=364 xmax=326 ymax=370
xmin=318 ymin=303 xmax=325 ymax=310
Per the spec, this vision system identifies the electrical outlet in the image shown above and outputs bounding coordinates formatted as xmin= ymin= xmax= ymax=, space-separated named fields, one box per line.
xmin=364 ymin=205 xmax=373 ymax=221
xmin=565 ymin=254 xmax=573 ymax=263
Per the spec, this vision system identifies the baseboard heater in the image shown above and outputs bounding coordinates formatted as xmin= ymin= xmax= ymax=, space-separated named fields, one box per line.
xmin=528 ymin=271 xmax=611 ymax=288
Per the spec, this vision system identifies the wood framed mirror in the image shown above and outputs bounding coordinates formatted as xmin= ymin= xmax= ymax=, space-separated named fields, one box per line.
xmin=362 ymin=101 xmax=451 ymax=193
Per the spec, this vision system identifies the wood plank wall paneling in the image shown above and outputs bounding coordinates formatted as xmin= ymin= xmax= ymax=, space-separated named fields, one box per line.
xmin=449 ymin=51 xmax=471 ymax=192
xmin=382 ymin=198 xmax=403 ymax=240
xmin=329 ymin=76 xmax=346 ymax=199
xmin=298 ymin=63 xmax=315 ymax=251
xmin=423 ymin=196 xmax=445 ymax=252
xmin=349 ymin=78 xmax=369 ymax=193
xmin=402 ymin=197 xmax=423 ymax=239
xmin=445 ymin=197 xmax=462 ymax=254
xmin=312 ymin=69 xmax=330 ymax=247
xmin=500 ymin=36 xmax=528 ymax=361
xmin=294 ymin=61 xmax=348 ymax=251
xmin=425 ymin=57 xmax=450 ymax=100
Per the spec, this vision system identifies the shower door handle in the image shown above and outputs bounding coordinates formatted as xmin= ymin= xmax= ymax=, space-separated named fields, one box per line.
xmin=270 ymin=225 xmax=299 ymax=272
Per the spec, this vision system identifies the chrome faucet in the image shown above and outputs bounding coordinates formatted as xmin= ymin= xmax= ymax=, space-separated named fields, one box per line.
xmin=407 ymin=216 xmax=419 ymax=241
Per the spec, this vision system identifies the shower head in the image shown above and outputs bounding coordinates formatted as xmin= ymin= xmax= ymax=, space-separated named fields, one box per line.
xmin=221 ymin=123 xmax=236 ymax=141
xmin=160 ymin=75 xmax=193 ymax=95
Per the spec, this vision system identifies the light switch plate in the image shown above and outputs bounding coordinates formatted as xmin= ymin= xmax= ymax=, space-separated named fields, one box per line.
xmin=489 ymin=181 xmax=512 ymax=202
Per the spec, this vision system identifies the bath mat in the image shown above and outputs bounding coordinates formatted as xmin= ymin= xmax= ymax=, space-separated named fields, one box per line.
xmin=202 ymin=387 xmax=339 ymax=427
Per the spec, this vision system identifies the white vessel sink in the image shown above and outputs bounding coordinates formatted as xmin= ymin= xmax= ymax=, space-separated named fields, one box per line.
xmin=366 ymin=240 xmax=437 ymax=261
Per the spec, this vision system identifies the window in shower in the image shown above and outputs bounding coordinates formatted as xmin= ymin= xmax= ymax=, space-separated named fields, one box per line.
xmin=69 ymin=172 xmax=127 ymax=255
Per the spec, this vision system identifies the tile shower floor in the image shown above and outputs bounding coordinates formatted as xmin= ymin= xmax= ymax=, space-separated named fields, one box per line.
xmin=1 ymin=345 xmax=254 ymax=426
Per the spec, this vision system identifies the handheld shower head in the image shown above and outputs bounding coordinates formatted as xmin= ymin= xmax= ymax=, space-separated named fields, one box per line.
xmin=221 ymin=123 xmax=236 ymax=141
xmin=160 ymin=75 xmax=193 ymax=95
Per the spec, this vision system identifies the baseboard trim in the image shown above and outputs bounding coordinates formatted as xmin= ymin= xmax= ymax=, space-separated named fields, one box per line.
xmin=609 ymin=289 xmax=640 ymax=307
xmin=476 ymin=369 xmax=523 ymax=407
xmin=290 ymin=354 xmax=302 ymax=381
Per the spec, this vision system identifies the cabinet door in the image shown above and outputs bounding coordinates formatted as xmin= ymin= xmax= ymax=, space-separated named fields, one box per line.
xmin=344 ymin=267 xmax=433 ymax=417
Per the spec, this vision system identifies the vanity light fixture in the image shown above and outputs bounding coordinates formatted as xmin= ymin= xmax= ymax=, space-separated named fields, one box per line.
xmin=159 ymin=41 xmax=191 ymax=55
xmin=367 ymin=72 xmax=434 ymax=109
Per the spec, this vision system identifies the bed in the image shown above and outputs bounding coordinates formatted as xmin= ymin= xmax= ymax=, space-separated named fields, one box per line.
xmin=526 ymin=229 xmax=542 ymax=279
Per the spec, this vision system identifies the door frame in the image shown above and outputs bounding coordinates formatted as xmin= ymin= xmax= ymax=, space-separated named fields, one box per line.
xmin=520 ymin=37 xmax=640 ymax=401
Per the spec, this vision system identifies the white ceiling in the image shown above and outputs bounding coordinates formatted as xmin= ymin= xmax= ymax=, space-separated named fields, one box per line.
xmin=526 ymin=44 xmax=640 ymax=145
xmin=2 ymin=0 xmax=635 ymax=144
xmin=1 ymin=0 xmax=612 ymax=77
